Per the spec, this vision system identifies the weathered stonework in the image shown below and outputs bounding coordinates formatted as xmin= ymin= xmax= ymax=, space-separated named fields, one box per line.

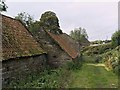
xmin=1 ymin=15 xmax=47 ymax=87
xmin=33 ymin=28 xmax=78 ymax=68
xmin=2 ymin=54 xmax=47 ymax=87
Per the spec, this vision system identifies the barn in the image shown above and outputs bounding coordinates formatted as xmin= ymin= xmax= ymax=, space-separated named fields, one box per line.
xmin=32 ymin=27 xmax=79 ymax=68
xmin=1 ymin=14 xmax=47 ymax=87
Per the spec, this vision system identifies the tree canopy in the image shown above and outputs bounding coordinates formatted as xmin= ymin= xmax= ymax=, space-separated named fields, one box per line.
xmin=15 ymin=12 xmax=34 ymax=29
xmin=70 ymin=27 xmax=88 ymax=42
xmin=39 ymin=11 xmax=62 ymax=34
xmin=0 ymin=1 xmax=8 ymax=12
xmin=111 ymin=30 xmax=120 ymax=47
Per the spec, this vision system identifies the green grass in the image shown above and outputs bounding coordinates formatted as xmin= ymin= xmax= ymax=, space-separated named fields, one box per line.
xmin=68 ymin=64 xmax=118 ymax=88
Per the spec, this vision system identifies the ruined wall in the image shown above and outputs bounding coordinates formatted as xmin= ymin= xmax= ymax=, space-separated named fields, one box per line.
xmin=34 ymin=28 xmax=72 ymax=68
xmin=2 ymin=54 xmax=47 ymax=87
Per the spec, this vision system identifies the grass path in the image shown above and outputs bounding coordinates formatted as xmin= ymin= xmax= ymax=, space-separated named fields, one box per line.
xmin=68 ymin=63 xmax=118 ymax=88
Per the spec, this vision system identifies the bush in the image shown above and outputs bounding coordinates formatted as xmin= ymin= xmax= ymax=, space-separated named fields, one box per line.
xmin=94 ymin=56 xmax=102 ymax=63
xmin=82 ymin=55 xmax=94 ymax=63
xmin=101 ymin=46 xmax=119 ymax=75
xmin=111 ymin=30 xmax=120 ymax=47
xmin=65 ymin=61 xmax=82 ymax=70
xmin=113 ymin=66 xmax=119 ymax=75
xmin=82 ymin=43 xmax=113 ymax=56
xmin=65 ymin=56 xmax=83 ymax=70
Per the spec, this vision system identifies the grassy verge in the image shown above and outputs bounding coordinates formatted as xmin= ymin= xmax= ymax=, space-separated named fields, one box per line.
xmin=82 ymin=44 xmax=120 ymax=75
xmin=68 ymin=64 xmax=118 ymax=88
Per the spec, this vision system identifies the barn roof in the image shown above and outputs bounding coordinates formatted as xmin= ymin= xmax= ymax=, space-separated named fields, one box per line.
xmin=2 ymin=14 xmax=46 ymax=61
xmin=46 ymin=31 xmax=78 ymax=59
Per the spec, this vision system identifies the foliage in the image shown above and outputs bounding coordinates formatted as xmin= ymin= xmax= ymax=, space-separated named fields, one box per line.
xmin=104 ymin=40 xmax=111 ymax=43
xmin=70 ymin=27 xmax=88 ymax=42
xmin=15 ymin=12 xmax=34 ymax=29
xmin=40 ymin=11 xmax=59 ymax=27
xmin=82 ymin=41 xmax=119 ymax=75
xmin=29 ymin=21 xmax=41 ymax=33
xmin=90 ymin=40 xmax=111 ymax=45
xmin=0 ymin=1 xmax=8 ymax=11
xmin=39 ymin=11 xmax=63 ymax=34
xmin=91 ymin=40 xmax=109 ymax=45
xmin=82 ymin=43 xmax=113 ymax=56
xmin=82 ymin=55 xmax=102 ymax=63
xmin=8 ymin=60 xmax=83 ymax=88
xmin=101 ymin=46 xmax=120 ymax=75
xmin=65 ymin=57 xmax=83 ymax=70
xmin=111 ymin=30 xmax=120 ymax=47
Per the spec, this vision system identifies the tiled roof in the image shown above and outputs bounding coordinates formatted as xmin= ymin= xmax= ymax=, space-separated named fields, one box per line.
xmin=46 ymin=31 xmax=78 ymax=59
xmin=2 ymin=15 xmax=46 ymax=61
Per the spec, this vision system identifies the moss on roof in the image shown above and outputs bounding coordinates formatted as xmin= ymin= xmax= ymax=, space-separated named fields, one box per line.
xmin=2 ymin=15 xmax=46 ymax=61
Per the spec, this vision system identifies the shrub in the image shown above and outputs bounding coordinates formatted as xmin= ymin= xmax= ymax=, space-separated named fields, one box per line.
xmin=65 ymin=56 xmax=83 ymax=70
xmin=113 ymin=66 xmax=119 ymax=75
xmin=82 ymin=55 xmax=96 ymax=63
xmin=111 ymin=30 xmax=120 ymax=47
xmin=82 ymin=43 xmax=113 ymax=56
xmin=101 ymin=46 xmax=119 ymax=75
xmin=65 ymin=61 xmax=82 ymax=70
xmin=94 ymin=56 xmax=102 ymax=63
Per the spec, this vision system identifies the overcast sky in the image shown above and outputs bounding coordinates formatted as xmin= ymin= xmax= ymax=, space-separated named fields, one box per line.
xmin=2 ymin=1 xmax=118 ymax=41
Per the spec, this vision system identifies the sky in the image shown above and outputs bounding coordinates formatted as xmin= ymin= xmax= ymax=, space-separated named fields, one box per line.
xmin=1 ymin=0 xmax=118 ymax=41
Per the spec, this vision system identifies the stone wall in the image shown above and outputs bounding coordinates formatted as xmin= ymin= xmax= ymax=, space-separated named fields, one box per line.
xmin=1 ymin=54 xmax=47 ymax=87
xmin=34 ymin=28 xmax=72 ymax=68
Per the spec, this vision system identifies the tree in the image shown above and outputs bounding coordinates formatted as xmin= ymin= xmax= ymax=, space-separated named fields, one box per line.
xmin=70 ymin=27 xmax=88 ymax=42
xmin=29 ymin=21 xmax=41 ymax=33
xmin=111 ymin=30 xmax=120 ymax=47
xmin=15 ymin=12 xmax=34 ymax=29
xmin=0 ymin=1 xmax=8 ymax=12
xmin=39 ymin=11 xmax=62 ymax=34
xmin=70 ymin=27 xmax=88 ymax=56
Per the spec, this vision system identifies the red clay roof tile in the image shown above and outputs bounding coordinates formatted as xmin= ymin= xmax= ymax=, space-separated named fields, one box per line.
xmin=2 ymin=15 xmax=46 ymax=61
xmin=46 ymin=31 xmax=78 ymax=59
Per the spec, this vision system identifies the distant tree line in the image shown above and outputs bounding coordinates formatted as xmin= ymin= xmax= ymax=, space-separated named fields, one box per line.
xmin=91 ymin=40 xmax=111 ymax=45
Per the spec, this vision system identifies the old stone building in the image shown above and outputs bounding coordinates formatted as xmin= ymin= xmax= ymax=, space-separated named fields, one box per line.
xmin=33 ymin=28 xmax=79 ymax=68
xmin=1 ymin=15 xmax=47 ymax=87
